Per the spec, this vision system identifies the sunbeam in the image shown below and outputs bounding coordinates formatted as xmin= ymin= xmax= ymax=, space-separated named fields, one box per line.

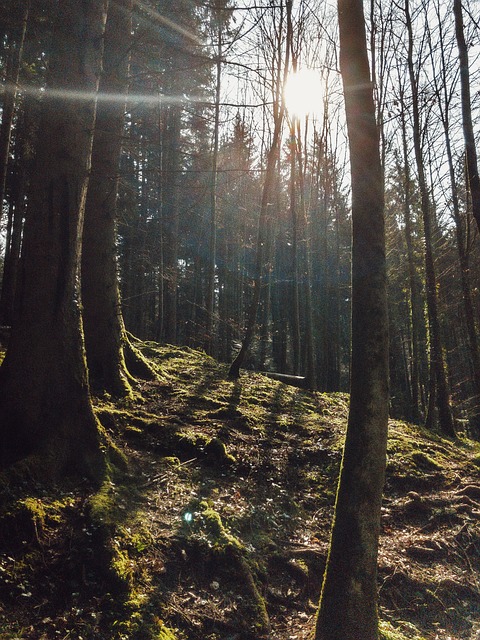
xmin=1 ymin=82 xmax=207 ymax=106
xmin=133 ymin=0 xmax=202 ymax=45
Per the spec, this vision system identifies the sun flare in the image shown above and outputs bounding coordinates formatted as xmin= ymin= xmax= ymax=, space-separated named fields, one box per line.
xmin=283 ymin=68 xmax=324 ymax=119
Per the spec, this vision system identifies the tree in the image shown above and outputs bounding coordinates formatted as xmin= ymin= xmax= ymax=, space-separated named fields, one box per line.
xmin=429 ymin=0 xmax=480 ymax=433
xmin=81 ymin=0 xmax=153 ymax=397
xmin=313 ymin=0 xmax=389 ymax=637
xmin=0 ymin=0 xmax=30 ymax=227
xmin=454 ymin=0 xmax=480 ymax=236
xmin=205 ymin=1 xmax=234 ymax=355
xmin=404 ymin=0 xmax=455 ymax=437
xmin=0 ymin=1 xmax=108 ymax=479
xmin=229 ymin=0 xmax=292 ymax=378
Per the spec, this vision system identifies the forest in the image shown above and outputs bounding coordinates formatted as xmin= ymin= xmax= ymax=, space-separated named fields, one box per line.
xmin=0 ymin=1 xmax=479 ymax=639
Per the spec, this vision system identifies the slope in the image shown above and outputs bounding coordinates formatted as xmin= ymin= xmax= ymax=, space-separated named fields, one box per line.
xmin=0 ymin=344 xmax=479 ymax=640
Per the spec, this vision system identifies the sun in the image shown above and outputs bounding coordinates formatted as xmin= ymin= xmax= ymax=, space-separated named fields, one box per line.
xmin=283 ymin=68 xmax=324 ymax=120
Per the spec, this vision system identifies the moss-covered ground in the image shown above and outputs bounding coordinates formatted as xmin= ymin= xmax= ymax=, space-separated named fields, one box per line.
xmin=0 ymin=344 xmax=479 ymax=639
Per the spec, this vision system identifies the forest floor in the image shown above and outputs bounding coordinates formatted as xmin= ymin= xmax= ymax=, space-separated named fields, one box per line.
xmin=0 ymin=343 xmax=479 ymax=640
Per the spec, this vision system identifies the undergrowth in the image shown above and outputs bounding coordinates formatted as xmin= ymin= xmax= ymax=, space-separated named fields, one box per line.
xmin=0 ymin=343 xmax=479 ymax=640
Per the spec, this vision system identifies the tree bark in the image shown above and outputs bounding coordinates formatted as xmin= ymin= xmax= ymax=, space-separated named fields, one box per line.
xmin=205 ymin=16 xmax=223 ymax=356
xmin=399 ymin=95 xmax=423 ymax=423
xmin=0 ymin=1 xmax=108 ymax=480
xmin=453 ymin=0 xmax=480 ymax=235
xmin=82 ymin=0 xmax=152 ymax=397
xmin=313 ymin=0 xmax=389 ymax=637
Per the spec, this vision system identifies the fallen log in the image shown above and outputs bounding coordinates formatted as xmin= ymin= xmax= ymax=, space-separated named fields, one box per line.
xmin=262 ymin=371 xmax=309 ymax=389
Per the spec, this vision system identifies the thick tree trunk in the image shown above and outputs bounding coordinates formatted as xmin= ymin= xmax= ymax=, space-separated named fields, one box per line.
xmin=0 ymin=1 xmax=108 ymax=480
xmin=313 ymin=0 xmax=389 ymax=638
xmin=82 ymin=0 xmax=152 ymax=397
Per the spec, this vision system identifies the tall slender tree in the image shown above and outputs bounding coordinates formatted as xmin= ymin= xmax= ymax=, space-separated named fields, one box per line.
xmin=229 ymin=0 xmax=292 ymax=378
xmin=0 ymin=0 xmax=29 ymax=227
xmin=453 ymin=0 xmax=480 ymax=235
xmin=314 ymin=0 xmax=389 ymax=637
xmin=404 ymin=0 xmax=455 ymax=437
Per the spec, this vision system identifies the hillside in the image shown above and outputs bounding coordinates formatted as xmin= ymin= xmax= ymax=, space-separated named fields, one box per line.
xmin=0 ymin=344 xmax=479 ymax=640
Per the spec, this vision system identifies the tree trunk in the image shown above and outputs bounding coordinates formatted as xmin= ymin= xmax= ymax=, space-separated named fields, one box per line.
xmin=313 ymin=0 xmax=389 ymax=637
xmin=294 ymin=118 xmax=316 ymax=389
xmin=453 ymin=0 xmax=480 ymax=235
xmin=82 ymin=0 xmax=151 ymax=397
xmin=161 ymin=106 xmax=181 ymax=344
xmin=0 ymin=1 xmax=29 ymax=227
xmin=399 ymin=97 xmax=423 ymax=423
xmin=229 ymin=0 xmax=291 ymax=379
xmin=205 ymin=20 xmax=222 ymax=356
xmin=0 ymin=98 xmax=33 ymax=325
xmin=289 ymin=120 xmax=301 ymax=375
xmin=0 ymin=1 xmax=108 ymax=480
xmin=405 ymin=0 xmax=455 ymax=437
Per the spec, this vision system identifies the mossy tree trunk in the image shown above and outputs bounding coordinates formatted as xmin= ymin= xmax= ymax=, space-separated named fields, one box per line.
xmin=82 ymin=0 xmax=153 ymax=397
xmin=0 ymin=1 xmax=108 ymax=480
xmin=313 ymin=0 xmax=389 ymax=638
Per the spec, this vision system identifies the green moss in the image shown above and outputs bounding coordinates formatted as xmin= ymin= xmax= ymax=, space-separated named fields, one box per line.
xmin=204 ymin=437 xmax=236 ymax=466
xmin=162 ymin=456 xmax=181 ymax=467
xmin=181 ymin=501 xmax=270 ymax=636
xmin=154 ymin=622 xmax=182 ymax=640
xmin=472 ymin=453 xmax=480 ymax=467
xmin=185 ymin=500 xmax=243 ymax=551
xmin=410 ymin=450 xmax=442 ymax=471
xmin=379 ymin=620 xmax=427 ymax=640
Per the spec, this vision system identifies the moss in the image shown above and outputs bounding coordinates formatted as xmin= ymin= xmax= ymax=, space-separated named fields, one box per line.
xmin=162 ymin=456 xmax=181 ymax=467
xmin=185 ymin=500 xmax=243 ymax=551
xmin=182 ymin=501 xmax=270 ymax=636
xmin=410 ymin=450 xmax=442 ymax=471
xmin=379 ymin=620 xmax=427 ymax=640
xmin=204 ymin=437 xmax=236 ymax=466
xmin=471 ymin=453 xmax=480 ymax=467
xmin=154 ymin=621 xmax=183 ymax=640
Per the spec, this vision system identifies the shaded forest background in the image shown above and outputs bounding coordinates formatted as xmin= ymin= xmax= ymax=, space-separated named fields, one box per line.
xmin=0 ymin=0 xmax=479 ymax=428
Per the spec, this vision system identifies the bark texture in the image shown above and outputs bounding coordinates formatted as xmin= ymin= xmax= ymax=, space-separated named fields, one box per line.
xmin=82 ymin=0 xmax=144 ymax=397
xmin=313 ymin=0 xmax=389 ymax=637
xmin=454 ymin=0 xmax=480 ymax=234
xmin=0 ymin=1 xmax=108 ymax=479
